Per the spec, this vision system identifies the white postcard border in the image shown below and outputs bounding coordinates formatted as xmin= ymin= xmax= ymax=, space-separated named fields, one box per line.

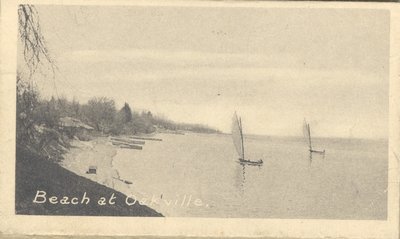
xmin=1 ymin=1 xmax=399 ymax=238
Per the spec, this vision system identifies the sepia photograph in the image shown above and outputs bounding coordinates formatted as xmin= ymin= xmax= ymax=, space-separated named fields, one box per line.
xmin=1 ymin=0 xmax=399 ymax=238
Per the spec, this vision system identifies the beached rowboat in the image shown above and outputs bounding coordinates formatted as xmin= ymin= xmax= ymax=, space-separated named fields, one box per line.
xmin=119 ymin=144 xmax=142 ymax=150
xmin=111 ymin=141 xmax=143 ymax=150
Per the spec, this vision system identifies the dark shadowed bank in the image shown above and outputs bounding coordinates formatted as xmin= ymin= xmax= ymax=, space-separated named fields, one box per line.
xmin=15 ymin=147 xmax=162 ymax=217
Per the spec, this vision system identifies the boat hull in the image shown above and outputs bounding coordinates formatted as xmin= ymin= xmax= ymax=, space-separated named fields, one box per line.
xmin=237 ymin=158 xmax=263 ymax=166
xmin=310 ymin=149 xmax=325 ymax=154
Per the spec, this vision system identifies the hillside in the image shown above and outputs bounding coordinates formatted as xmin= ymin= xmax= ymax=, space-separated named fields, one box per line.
xmin=15 ymin=147 xmax=162 ymax=217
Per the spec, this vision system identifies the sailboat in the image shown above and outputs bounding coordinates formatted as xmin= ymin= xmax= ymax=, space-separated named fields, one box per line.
xmin=303 ymin=119 xmax=325 ymax=154
xmin=232 ymin=112 xmax=263 ymax=166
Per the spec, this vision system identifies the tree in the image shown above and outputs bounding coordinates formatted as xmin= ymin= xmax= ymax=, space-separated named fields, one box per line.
xmin=120 ymin=103 xmax=133 ymax=123
xmin=16 ymin=5 xmax=57 ymax=149
xmin=16 ymin=74 xmax=39 ymax=145
xmin=18 ymin=5 xmax=55 ymax=80
xmin=35 ymin=96 xmax=60 ymax=128
xmin=84 ymin=97 xmax=117 ymax=133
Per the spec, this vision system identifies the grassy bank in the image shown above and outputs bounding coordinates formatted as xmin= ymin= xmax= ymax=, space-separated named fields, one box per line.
xmin=15 ymin=147 xmax=163 ymax=217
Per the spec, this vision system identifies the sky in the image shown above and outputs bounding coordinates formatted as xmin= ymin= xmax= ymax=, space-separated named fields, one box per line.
xmin=24 ymin=5 xmax=389 ymax=138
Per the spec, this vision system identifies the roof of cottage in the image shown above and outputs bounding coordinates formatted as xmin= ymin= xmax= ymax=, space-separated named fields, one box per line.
xmin=59 ymin=117 xmax=94 ymax=130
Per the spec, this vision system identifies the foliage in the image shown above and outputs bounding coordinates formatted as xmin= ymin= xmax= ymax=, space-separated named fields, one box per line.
xmin=151 ymin=114 xmax=220 ymax=134
xmin=16 ymin=4 xmax=219 ymax=163
xmin=83 ymin=97 xmax=116 ymax=133
xmin=18 ymin=5 xmax=54 ymax=78
xmin=120 ymin=103 xmax=133 ymax=123
xmin=16 ymin=74 xmax=69 ymax=161
xmin=16 ymin=74 xmax=39 ymax=145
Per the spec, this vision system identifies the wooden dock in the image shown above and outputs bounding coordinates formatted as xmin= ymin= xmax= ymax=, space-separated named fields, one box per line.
xmin=110 ymin=137 xmax=145 ymax=145
xmin=110 ymin=135 xmax=162 ymax=150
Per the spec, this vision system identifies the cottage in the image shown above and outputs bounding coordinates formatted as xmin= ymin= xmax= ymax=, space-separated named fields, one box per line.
xmin=59 ymin=117 xmax=94 ymax=140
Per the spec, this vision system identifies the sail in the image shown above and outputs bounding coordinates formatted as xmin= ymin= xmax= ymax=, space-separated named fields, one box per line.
xmin=303 ymin=119 xmax=312 ymax=150
xmin=232 ymin=112 xmax=244 ymax=159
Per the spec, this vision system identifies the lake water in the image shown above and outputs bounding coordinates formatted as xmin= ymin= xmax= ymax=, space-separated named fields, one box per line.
xmin=113 ymin=133 xmax=388 ymax=219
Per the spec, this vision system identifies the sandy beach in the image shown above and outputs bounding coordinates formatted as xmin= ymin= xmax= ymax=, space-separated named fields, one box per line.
xmin=61 ymin=137 xmax=132 ymax=194
xmin=61 ymin=137 xmax=149 ymax=205
xmin=62 ymin=137 xmax=118 ymax=188
xmin=61 ymin=135 xmax=182 ymax=216
xmin=15 ymin=140 xmax=162 ymax=217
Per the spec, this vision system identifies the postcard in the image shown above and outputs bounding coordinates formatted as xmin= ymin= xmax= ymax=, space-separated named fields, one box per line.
xmin=0 ymin=0 xmax=399 ymax=238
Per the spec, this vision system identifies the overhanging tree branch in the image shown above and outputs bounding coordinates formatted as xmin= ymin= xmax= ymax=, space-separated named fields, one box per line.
xmin=18 ymin=4 xmax=56 ymax=81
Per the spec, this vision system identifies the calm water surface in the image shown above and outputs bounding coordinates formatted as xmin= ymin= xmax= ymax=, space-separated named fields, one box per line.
xmin=113 ymin=133 xmax=387 ymax=219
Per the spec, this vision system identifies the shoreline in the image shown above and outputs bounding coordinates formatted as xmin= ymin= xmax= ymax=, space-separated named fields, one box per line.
xmin=61 ymin=134 xmax=190 ymax=216
xmin=15 ymin=143 xmax=163 ymax=216
xmin=62 ymin=137 xmax=117 ymax=188
xmin=62 ymin=137 xmax=136 ymax=197
xmin=60 ymin=136 xmax=164 ymax=214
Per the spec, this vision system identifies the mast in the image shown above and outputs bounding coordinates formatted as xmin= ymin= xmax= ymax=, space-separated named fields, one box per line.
xmin=239 ymin=117 xmax=245 ymax=160
xmin=232 ymin=112 xmax=244 ymax=160
xmin=307 ymin=123 xmax=312 ymax=151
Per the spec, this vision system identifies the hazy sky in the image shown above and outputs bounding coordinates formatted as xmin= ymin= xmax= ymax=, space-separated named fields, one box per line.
xmin=28 ymin=5 xmax=389 ymax=138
